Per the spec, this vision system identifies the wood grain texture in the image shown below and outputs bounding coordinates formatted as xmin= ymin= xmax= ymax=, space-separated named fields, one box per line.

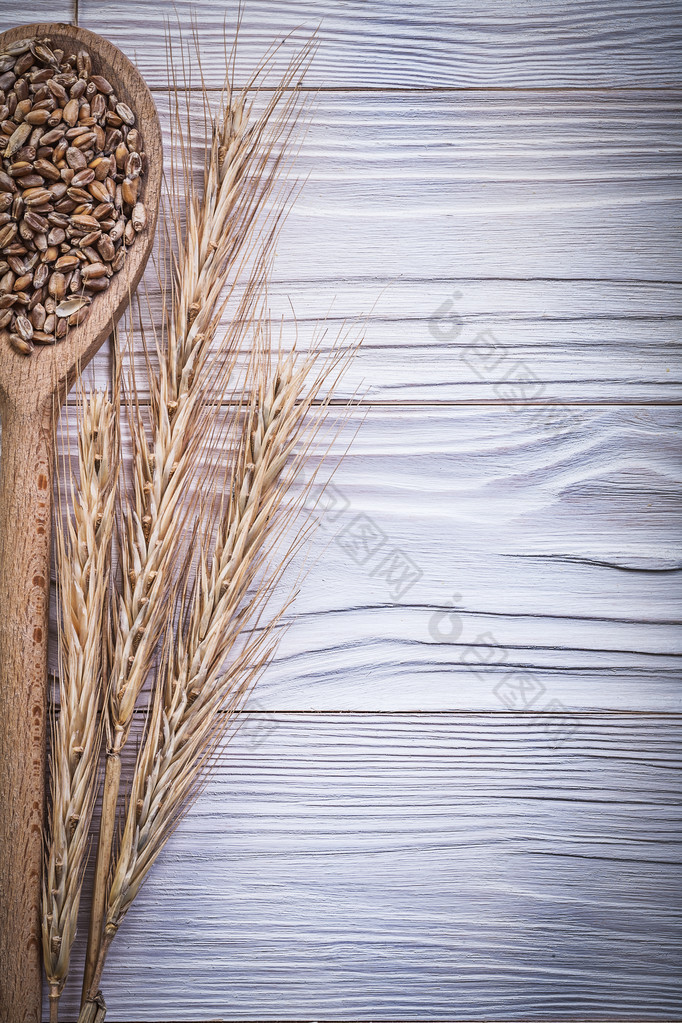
xmin=0 ymin=2 xmax=676 ymax=1020
xmin=0 ymin=3 xmax=72 ymax=34
xmin=77 ymin=0 xmax=682 ymax=89
xmin=52 ymin=714 xmax=682 ymax=1020
xmin=172 ymin=92 xmax=682 ymax=284
xmin=74 ymin=90 xmax=682 ymax=403
xmin=0 ymin=406 xmax=52 ymax=1023
xmin=46 ymin=405 xmax=682 ymax=713
xmin=0 ymin=20 xmax=162 ymax=1023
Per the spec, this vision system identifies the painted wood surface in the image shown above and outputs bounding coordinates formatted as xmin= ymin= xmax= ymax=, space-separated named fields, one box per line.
xmin=53 ymin=714 xmax=682 ymax=1020
xmin=76 ymin=1 xmax=682 ymax=89
xmin=76 ymin=91 xmax=682 ymax=404
xmin=0 ymin=2 xmax=679 ymax=1021
xmin=48 ymin=406 xmax=682 ymax=714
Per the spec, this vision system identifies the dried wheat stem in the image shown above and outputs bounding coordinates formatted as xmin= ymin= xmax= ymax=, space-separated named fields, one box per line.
xmin=82 ymin=46 xmax=307 ymax=1001
xmin=49 ymin=986 xmax=60 ymax=1023
xmin=81 ymin=749 xmax=121 ymax=1004
xmin=42 ymin=393 xmax=118 ymax=1021
xmin=92 ymin=322 xmax=352 ymax=983
xmin=77 ymin=990 xmax=107 ymax=1023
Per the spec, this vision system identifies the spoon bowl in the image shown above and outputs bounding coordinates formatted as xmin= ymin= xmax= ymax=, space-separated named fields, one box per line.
xmin=0 ymin=23 xmax=161 ymax=1023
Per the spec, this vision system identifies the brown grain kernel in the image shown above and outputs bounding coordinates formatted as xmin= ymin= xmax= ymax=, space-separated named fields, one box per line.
xmin=32 ymin=329 xmax=54 ymax=343
xmin=24 ymin=187 xmax=52 ymax=207
xmin=20 ymin=175 xmax=46 ymax=190
xmin=121 ymin=177 xmax=138 ymax=205
xmin=15 ymin=312 xmax=33 ymax=340
xmin=7 ymin=256 xmax=26 ymax=275
xmin=25 ymin=109 xmax=50 ymax=126
xmin=83 ymin=276 xmax=108 ymax=292
xmin=47 ymin=79 xmax=67 ymax=103
xmin=71 ymin=168 xmax=95 ymax=188
xmin=72 ymin=131 xmax=96 ymax=150
xmin=96 ymin=235 xmax=115 ymax=261
xmin=1 ymin=36 xmax=145 ymax=356
xmin=87 ymin=179 xmax=110 ymax=204
xmin=55 ymin=254 xmax=79 ymax=271
xmin=125 ymin=151 xmax=142 ymax=180
xmin=14 ymin=52 xmax=34 ymax=76
xmin=66 ymin=186 xmax=91 ymax=203
xmin=110 ymin=247 xmax=125 ymax=272
xmin=9 ymin=331 xmax=34 ymax=354
xmin=131 ymin=203 xmax=146 ymax=232
xmin=34 ymin=158 xmax=60 ymax=181
xmin=31 ymin=41 xmax=57 ymax=65
xmin=103 ymin=128 xmax=122 ymax=153
xmin=62 ymin=97 xmax=79 ymax=126
xmin=76 ymin=49 xmax=92 ymax=79
xmin=46 ymin=227 xmax=65 ymax=246
xmin=90 ymin=74 xmax=113 ymax=95
xmin=4 ymin=121 xmax=32 ymax=158
xmin=48 ymin=270 xmax=66 ymax=298
xmin=0 ymin=221 xmax=18 ymax=247
xmin=80 ymin=260 xmax=106 ymax=280
xmin=56 ymin=296 xmax=88 ymax=317
xmin=10 ymin=161 xmax=33 ymax=179
xmin=68 ymin=305 xmax=89 ymax=325
xmin=30 ymin=301 xmax=46 ymax=328
xmin=70 ymin=213 xmax=99 ymax=230
xmin=79 ymin=229 xmax=101 ymax=247
xmin=65 ymin=145 xmax=86 ymax=170
xmin=92 ymin=157 xmax=110 ymax=182
xmin=114 ymin=143 xmax=128 ymax=169
xmin=15 ymin=99 xmax=33 ymax=121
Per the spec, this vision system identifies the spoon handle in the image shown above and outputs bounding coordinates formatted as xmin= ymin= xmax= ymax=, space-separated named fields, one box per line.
xmin=0 ymin=401 xmax=54 ymax=1023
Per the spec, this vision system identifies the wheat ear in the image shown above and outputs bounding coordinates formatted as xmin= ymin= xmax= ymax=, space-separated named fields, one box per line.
xmin=42 ymin=392 xmax=118 ymax=1023
xmin=82 ymin=41 xmax=311 ymax=1002
xmin=83 ymin=313 xmax=353 ymax=994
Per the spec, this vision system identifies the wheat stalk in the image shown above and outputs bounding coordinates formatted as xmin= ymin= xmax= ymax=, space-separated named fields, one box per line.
xmin=81 ymin=34 xmax=313 ymax=1002
xmin=84 ymin=318 xmax=353 ymax=998
xmin=43 ymin=392 xmax=119 ymax=1023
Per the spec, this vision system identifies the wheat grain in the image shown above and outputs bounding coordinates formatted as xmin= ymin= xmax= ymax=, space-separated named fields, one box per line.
xmin=42 ymin=391 xmax=118 ymax=1023
xmin=81 ymin=35 xmax=313 ymax=1002
xmin=85 ymin=320 xmax=354 ymax=996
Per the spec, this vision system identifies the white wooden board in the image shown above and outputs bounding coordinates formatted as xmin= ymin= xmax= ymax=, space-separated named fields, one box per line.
xmin=48 ymin=406 xmax=682 ymax=712
xmin=0 ymin=2 xmax=679 ymax=1020
xmin=76 ymin=91 xmax=682 ymax=404
xmin=52 ymin=714 xmax=682 ymax=1020
xmin=78 ymin=1 xmax=682 ymax=89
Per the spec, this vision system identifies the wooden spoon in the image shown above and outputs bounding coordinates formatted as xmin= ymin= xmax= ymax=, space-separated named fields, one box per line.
xmin=0 ymin=23 xmax=161 ymax=1022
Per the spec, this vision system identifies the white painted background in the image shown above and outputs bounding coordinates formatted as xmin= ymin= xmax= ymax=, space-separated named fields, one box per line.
xmin=1 ymin=1 xmax=681 ymax=1020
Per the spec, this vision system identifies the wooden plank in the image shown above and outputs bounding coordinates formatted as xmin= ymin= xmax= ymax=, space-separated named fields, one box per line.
xmin=0 ymin=2 xmax=72 ymax=32
xmin=78 ymin=0 xmax=682 ymax=89
xmin=174 ymin=91 xmax=682 ymax=283
xmin=76 ymin=90 xmax=682 ymax=402
xmin=51 ymin=713 xmax=682 ymax=1020
xmin=47 ymin=405 xmax=682 ymax=711
xmin=100 ymin=281 xmax=682 ymax=405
